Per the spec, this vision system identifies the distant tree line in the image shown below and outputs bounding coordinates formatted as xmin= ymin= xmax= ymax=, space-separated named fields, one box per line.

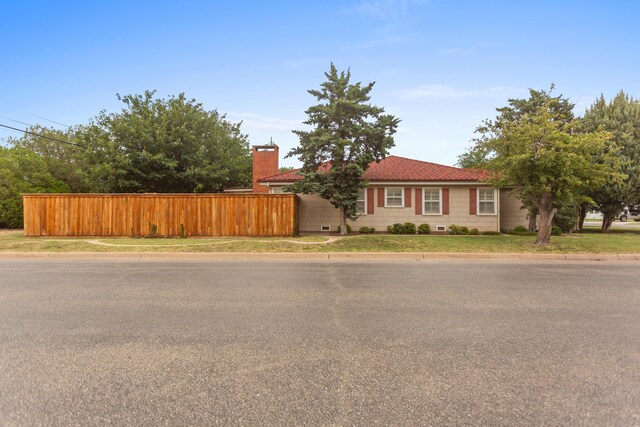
xmin=458 ymin=87 xmax=640 ymax=243
xmin=0 ymin=91 xmax=252 ymax=228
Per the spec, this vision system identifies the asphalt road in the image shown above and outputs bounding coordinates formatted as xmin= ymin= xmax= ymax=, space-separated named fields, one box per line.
xmin=1 ymin=260 xmax=639 ymax=426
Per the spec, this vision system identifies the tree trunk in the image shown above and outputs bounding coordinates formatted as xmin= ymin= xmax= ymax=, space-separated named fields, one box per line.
xmin=535 ymin=206 xmax=557 ymax=245
xmin=578 ymin=204 xmax=588 ymax=231
xmin=339 ymin=208 xmax=348 ymax=235
xmin=601 ymin=212 xmax=615 ymax=233
xmin=527 ymin=207 xmax=537 ymax=232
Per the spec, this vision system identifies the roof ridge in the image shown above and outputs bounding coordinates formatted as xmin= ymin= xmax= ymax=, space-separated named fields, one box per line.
xmin=385 ymin=154 xmax=480 ymax=172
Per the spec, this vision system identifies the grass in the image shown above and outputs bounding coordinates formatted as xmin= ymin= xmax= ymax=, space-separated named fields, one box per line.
xmin=0 ymin=229 xmax=639 ymax=254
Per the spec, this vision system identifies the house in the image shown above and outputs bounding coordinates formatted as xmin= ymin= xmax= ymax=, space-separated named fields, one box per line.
xmin=251 ymin=143 xmax=528 ymax=233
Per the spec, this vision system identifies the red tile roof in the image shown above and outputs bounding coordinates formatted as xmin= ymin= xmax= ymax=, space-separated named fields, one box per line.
xmin=258 ymin=155 xmax=489 ymax=183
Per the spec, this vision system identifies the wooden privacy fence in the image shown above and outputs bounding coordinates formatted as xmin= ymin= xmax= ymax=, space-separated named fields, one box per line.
xmin=23 ymin=194 xmax=299 ymax=237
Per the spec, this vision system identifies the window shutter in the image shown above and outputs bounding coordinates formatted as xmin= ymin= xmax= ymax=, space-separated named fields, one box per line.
xmin=415 ymin=189 xmax=422 ymax=215
xmin=377 ymin=188 xmax=385 ymax=207
xmin=469 ymin=188 xmax=477 ymax=215
xmin=367 ymin=188 xmax=374 ymax=215
xmin=442 ymin=188 xmax=449 ymax=215
xmin=404 ymin=188 xmax=411 ymax=208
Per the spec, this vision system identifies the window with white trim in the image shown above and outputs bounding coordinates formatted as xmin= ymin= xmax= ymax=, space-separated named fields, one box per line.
xmin=478 ymin=188 xmax=496 ymax=214
xmin=423 ymin=188 xmax=441 ymax=215
xmin=357 ymin=189 xmax=367 ymax=215
xmin=385 ymin=187 xmax=404 ymax=208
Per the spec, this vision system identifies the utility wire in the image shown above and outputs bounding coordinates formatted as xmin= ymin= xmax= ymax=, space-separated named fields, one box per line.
xmin=25 ymin=113 xmax=70 ymax=128
xmin=0 ymin=116 xmax=37 ymax=128
xmin=0 ymin=123 xmax=86 ymax=148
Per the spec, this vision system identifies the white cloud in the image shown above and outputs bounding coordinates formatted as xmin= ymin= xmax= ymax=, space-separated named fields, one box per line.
xmin=396 ymin=84 xmax=525 ymax=100
xmin=435 ymin=48 xmax=472 ymax=55
xmin=283 ymin=58 xmax=330 ymax=69
xmin=347 ymin=0 xmax=427 ymax=21
xmin=229 ymin=113 xmax=304 ymax=132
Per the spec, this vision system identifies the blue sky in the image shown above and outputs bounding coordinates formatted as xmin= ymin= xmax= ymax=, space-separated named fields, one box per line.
xmin=2 ymin=0 xmax=639 ymax=167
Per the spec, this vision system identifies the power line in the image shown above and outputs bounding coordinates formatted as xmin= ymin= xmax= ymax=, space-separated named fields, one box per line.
xmin=25 ymin=113 xmax=70 ymax=128
xmin=0 ymin=116 xmax=37 ymax=128
xmin=0 ymin=123 xmax=86 ymax=148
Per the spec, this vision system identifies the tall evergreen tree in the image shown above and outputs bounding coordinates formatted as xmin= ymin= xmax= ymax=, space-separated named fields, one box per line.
xmin=287 ymin=64 xmax=400 ymax=235
xmin=581 ymin=91 xmax=640 ymax=232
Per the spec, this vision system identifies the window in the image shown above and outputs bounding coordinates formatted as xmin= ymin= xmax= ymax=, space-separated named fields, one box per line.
xmin=478 ymin=188 xmax=496 ymax=214
xmin=270 ymin=187 xmax=285 ymax=194
xmin=423 ymin=188 xmax=441 ymax=215
xmin=357 ymin=189 xmax=367 ymax=215
xmin=385 ymin=187 xmax=404 ymax=207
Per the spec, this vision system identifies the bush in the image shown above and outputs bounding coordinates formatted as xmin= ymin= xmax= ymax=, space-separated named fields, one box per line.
xmin=417 ymin=224 xmax=431 ymax=234
xmin=358 ymin=226 xmax=375 ymax=234
xmin=482 ymin=231 xmax=501 ymax=235
xmin=449 ymin=224 xmax=470 ymax=235
xmin=551 ymin=226 xmax=563 ymax=236
xmin=402 ymin=222 xmax=416 ymax=234
xmin=553 ymin=205 xmax=577 ymax=232
xmin=469 ymin=228 xmax=479 ymax=235
xmin=387 ymin=222 xmax=416 ymax=234
xmin=337 ymin=224 xmax=352 ymax=234
xmin=506 ymin=225 xmax=536 ymax=236
xmin=512 ymin=225 xmax=528 ymax=233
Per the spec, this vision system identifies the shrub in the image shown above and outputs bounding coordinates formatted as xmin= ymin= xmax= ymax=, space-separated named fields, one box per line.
xmin=460 ymin=226 xmax=469 ymax=234
xmin=402 ymin=222 xmax=416 ymax=234
xmin=449 ymin=224 xmax=470 ymax=235
xmin=551 ymin=226 xmax=563 ymax=236
xmin=469 ymin=228 xmax=479 ymax=235
xmin=506 ymin=225 xmax=537 ymax=236
xmin=512 ymin=225 xmax=528 ymax=233
xmin=387 ymin=223 xmax=416 ymax=234
xmin=417 ymin=224 xmax=431 ymax=234
xmin=482 ymin=231 xmax=501 ymax=235
xmin=553 ymin=204 xmax=578 ymax=232
xmin=387 ymin=223 xmax=402 ymax=234
xmin=337 ymin=224 xmax=352 ymax=234
xmin=359 ymin=226 xmax=375 ymax=234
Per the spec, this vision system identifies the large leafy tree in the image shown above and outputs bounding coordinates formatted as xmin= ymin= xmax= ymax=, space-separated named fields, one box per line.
xmin=580 ymin=91 xmax=640 ymax=232
xmin=287 ymin=64 xmax=400 ymax=235
xmin=457 ymin=87 xmax=577 ymax=231
xmin=79 ymin=91 xmax=252 ymax=193
xmin=9 ymin=125 xmax=91 ymax=192
xmin=0 ymin=147 xmax=70 ymax=228
xmin=463 ymin=88 xmax=617 ymax=245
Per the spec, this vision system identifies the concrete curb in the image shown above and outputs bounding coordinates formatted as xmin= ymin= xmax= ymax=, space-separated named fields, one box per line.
xmin=1 ymin=251 xmax=639 ymax=261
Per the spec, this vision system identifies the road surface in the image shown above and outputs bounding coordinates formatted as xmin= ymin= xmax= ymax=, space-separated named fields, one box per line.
xmin=1 ymin=259 xmax=639 ymax=425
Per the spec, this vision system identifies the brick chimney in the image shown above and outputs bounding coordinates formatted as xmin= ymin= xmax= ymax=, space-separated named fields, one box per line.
xmin=252 ymin=143 xmax=279 ymax=193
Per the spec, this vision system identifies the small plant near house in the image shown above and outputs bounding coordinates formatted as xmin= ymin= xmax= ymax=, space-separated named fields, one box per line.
xmin=402 ymin=222 xmax=417 ymax=234
xmin=387 ymin=223 xmax=416 ymax=234
xmin=468 ymin=228 xmax=480 ymax=235
xmin=448 ymin=224 xmax=466 ymax=235
xmin=506 ymin=225 xmax=536 ymax=236
xmin=417 ymin=224 xmax=431 ymax=234
xmin=551 ymin=226 xmax=563 ymax=236
xmin=482 ymin=231 xmax=501 ymax=235
xmin=359 ymin=226 xmax=376 ymax=234
xmin=180 ymin=223 xmax=186 ymax=238
xmin=460 ymin=226 xmax=469 ymax=234
xmin=337 ymin=224 xmax=352 ymax=234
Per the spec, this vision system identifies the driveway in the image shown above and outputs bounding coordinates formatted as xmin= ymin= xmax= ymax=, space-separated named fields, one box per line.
xmin=0 ymin=260 xmax=639 ymax=426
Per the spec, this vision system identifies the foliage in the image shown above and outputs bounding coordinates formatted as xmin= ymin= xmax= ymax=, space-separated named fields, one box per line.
xmin=337 ymin=224 xmax=352 ymax=234
xmin=0 ymin=147 xmax=70 ymax=228
xmin=460 ymin=86 xmax=619 ymax=245
xmin=417 ymin=223 xmax=431 ymax=234
xmin=482 ymin=231 xmax=501 ymax=235
xmin=506 ymin=225 xmax=536 ymax=236
xmin=287 ymin=64 xmax=400 ymax=235
xmin=387 ymin=222 xmax=416 ymax=234
xmin=448 ymin=224 xmax=472 ymax=235
xmin=553 ymin=204 xmax=578 ymax=232
xmin=9 ymin=125 xmax=91 ymax=192
xmin=78 ymin=90 xmax=252 ymax=193
xmin=551 ymin=226 xmax=563 ymax=236
xmin=358 ymin=226 xmax=376 ymax=234
xmin=580 ymin=91 xmax=640 ymax=232
xmin=468 ymin=228 xmax=480 ymax=235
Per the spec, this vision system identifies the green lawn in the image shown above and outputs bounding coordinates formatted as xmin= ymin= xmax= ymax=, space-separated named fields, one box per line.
xmin=1 ymin=229 xmax=639 ymax=253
